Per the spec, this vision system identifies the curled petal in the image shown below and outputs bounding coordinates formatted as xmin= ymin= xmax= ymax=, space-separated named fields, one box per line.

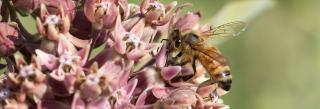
xmin=197 ymin=81 xmax=217 ymax=98
xmin=175 ymin=12 xmax=201 ymax=33
xmin=151 ymin=87 xmax=170 ymax=99
xmin=144 ymin=43 xmax=161 ymax=52
xmin=47 ymin=24 xmax=59 ymax=40
xmin=36 ymin=17 xmax=45 ymax=35
xmin=83 ymin=0 xmax=96 ymax=22
xmin=140 ymin=0 xmax=150 ymax=14
xmin=124 ymin=78 xmax=138 ymax=99
xmin=76 ymin=41 xmax=91 ymax=66
xmin=71 ymin=91 xmax=86 ymax=109
xmin=87 ymin=97 xmax=108 ymax=109
xmin=168 ymin=88 xmax=198 ymax=107
xmin=102 ymin=3 xmax=118 ymax=29
xmin=65 ymin=33 xmax=92 ymax=48
xmin=156 ymin=43 xmax=167 ymax=68
xmin=145 ymin=9 xmax=163 ymax=24
xmin=160 ymin=66 xmax=181 ymax=81
xmin=57 ymin=36 xmax=77 ymax=55
xmin=130 ymin=19 xmax=145 ymax=37
xmin=127 ymin=50 xmax=146 ymax=61
xmin=35 ymin=49 xmax=58 ymax=70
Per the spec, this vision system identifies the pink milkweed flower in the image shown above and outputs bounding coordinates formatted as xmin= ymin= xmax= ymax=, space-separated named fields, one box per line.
xmin=140 ymin=0 xmax=177 ymax=26
xmin=0 ymin=22 xmax=18 ymax=57
xmin=43 ymin=0 xmax=76 ymax=21
xmin=112 ymin=14 xmax=160 ymax=61
xmin=37 ymin=4 xmax=90 ymax=48
xmin=5 ymin=55 xmax=48 ymax=104
xmin=36 ymin=37 xmax=90 ymax=96
xmin=84 ymin=0 xmax=118 ymax=29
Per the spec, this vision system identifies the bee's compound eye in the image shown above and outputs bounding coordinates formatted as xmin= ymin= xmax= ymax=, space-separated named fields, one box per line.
xmin=174 ymin=38 xmax=181 ymax=48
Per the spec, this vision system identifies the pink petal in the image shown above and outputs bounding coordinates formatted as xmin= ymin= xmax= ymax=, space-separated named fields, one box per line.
xmin=118 ymin=0 xmax=129 ymax=19
xmin=35 ymin=49 xmax=58 ymax=70
xmin=156 ymin=43 xmax=167 ymax=68
xmin=65 ymin=33 xmax=92 ymax=48
xmin=168 ymin=89 xmax=197 ymax=106
xmin=114 ymin=39 xmax=126 ymax=54
xmin=49 ymin=69 xmax=65 ymax=81
xmin=64 ymin=74 xmax=77 ymax=93
xmin=135 ymin=89 xmax=148 ymax=107
xmin=175 ymin=12 xmax=201 ymax=33
xmin=151 ymin=87 xmax=170 ymax=99
xmin=145 ymin=9 xmax=163 ymax=24
xmin=122 ymin=16 xmax=141 ymax=31
xmin=36 ymin=17 xmax=45 ymax=35
xmin=127 ymin=49 xmax=146 ymax=61
xmin=197 ymin=79 xmax=219 ymax=97
xmin=47 ymin=24 xmax=59 ymax=41
xmin=144 ymin=43 xmax=161 ymax=52
xmin=83 ymin=0 xmax=95 ymax=22
xmin=160 ymin=66 xmax=181 ymax=81
xmin=124 ymin=79 xmax=138 ymax=99
xmin=102 ymin=3 xmax=118 ymax=29
xmin=71 ymin=91 xmax=86 ymax=109
xmin=129 ymin=19 xmax=145 ymax=38
xmin=87 ymin=97 xmax=108 ymax=109
xmin=76 ymin=42 xmax=91 ymax=66
xmin=57 ymin=36 xmax=77 ymax=55
xmin=140 ymin=0 xmax=150 ymax=14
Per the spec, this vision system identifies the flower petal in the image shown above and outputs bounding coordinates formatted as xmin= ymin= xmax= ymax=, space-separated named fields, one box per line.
xmin=127 ymin=49 xmax=146 ymax=61
xmin=160 ymin=66 xmax=181 ymax=81
xmin=156 ymin=43 xmax=167 ymax=68
xmin=71 ymin=91 xmax=86 ymax=109
xmin=175 ymin=12 xmax=201 ymax=33
xmin=57 ymin=36 xmax=77 ymax=55
xmin=151 ymin=87 xmax=170 ymax=99
xmin=35 ymin=49 xmax=58 ymax=70
xmin=76 ymin=42 xmax=91 ymax=66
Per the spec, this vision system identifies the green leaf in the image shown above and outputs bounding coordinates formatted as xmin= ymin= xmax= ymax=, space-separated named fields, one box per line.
xmin=210 ymin=0 xmax=275 ymax=26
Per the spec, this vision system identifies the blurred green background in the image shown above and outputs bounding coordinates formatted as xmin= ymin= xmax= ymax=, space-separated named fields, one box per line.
xmin=3 ymin=0 xmax=319 ymax=108
xmin=130 ymin=0 xmax=320 ymax=109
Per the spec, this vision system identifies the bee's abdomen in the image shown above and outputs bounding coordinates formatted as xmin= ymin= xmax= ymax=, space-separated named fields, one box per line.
xmin=216 ymin=71 xmax=232 ymax=91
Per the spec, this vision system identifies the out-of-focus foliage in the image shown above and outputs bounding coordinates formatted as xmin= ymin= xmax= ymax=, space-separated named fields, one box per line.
xmin=130 ymin=0 xmax=320 ymax=109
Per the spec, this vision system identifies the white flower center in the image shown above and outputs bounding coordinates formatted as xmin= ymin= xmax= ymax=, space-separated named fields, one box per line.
xmin=85 ymin=74 xmax=99 ymax=85
xmin=127 ymin=33 xmax=141 ymax=47
xmin=59 ymin=51 xmax=79 ymax=66
xmin=20 ymin=65 xmax=34 ymax=78
xmin=150 ymin=2 xmax=165 ymax=10
xmin=44 ymin=15 xmax=60 ymax=25
xmin=97 ymin=2 xmax=111 ymax=10
xmin=0 ymin=88 xmax=10 ymax=100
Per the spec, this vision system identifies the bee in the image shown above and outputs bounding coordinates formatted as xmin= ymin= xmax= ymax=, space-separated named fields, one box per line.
xmin=167 ymin=21 xmax=246 ymax=97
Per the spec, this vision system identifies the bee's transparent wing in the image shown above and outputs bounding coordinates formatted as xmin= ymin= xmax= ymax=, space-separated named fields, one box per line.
xmin=204 ymin=21 xmax=247 ymax=45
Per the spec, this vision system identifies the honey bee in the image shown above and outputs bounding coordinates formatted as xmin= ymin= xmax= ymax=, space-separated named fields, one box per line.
xmin=167 ymin=21 xmax=246 ymax=97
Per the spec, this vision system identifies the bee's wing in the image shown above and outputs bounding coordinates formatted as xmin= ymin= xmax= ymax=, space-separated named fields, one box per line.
xmin=203 ymin=21 xmax=247 ymax=44
xmin=191 ymin=45 xmax=228 ymax=66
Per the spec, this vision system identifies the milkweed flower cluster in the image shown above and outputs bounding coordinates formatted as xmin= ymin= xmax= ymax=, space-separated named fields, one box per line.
xmin=0 ymin=0 xmax=230 ymax=109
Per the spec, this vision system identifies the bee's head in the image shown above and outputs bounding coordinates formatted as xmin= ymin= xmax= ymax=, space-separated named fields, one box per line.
xmin=169 ymin=30 xmax=182 ymax=50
